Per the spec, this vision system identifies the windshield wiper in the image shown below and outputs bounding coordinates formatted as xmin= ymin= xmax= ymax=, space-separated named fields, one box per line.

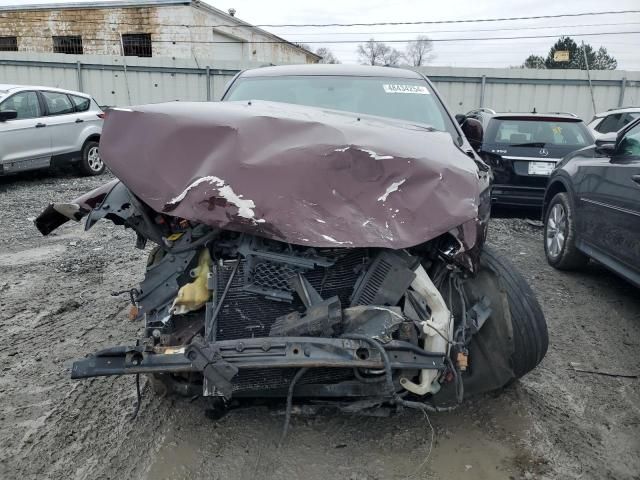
xmin=511 ymin=142 xmax=546 ymax=147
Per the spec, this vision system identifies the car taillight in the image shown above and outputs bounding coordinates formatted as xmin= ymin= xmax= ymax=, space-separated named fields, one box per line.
xmin=97 ymin=112 xmax=105 ymax=119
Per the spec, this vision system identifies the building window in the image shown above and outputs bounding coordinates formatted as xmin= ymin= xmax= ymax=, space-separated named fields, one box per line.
xmin=0 ymin=36 xmax=18 ymax=52
xmin=53 ymin=36 xmax=83 ymax=54
xmin=122 ymin=34 xmax=152 ymax=57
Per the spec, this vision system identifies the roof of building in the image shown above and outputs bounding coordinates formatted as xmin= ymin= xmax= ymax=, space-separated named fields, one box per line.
xmin=240 ymin=64 xmax=425 ymax=78
xmin=0 ymin=0 xmax=320 ymax=61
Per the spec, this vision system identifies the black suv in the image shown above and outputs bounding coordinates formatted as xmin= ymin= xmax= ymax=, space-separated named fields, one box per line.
xmin=465 ymin=111 xmax=594 ymax=207
xmin=542 ymin=117 xmax=640 ymax=287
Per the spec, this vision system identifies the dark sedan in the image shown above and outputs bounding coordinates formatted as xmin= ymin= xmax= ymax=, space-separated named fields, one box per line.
xmin=475 ymin=113 xmax=594 ymax=207
xmin=542 ymin=117 xmax=640 ymax=287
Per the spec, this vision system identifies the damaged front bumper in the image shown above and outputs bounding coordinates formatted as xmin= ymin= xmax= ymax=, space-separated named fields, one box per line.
xmin=71 ymin=336 xmax=445 ymax=398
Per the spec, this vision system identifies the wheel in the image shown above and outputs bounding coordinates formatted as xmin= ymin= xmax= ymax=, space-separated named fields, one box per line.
xmin=434 ymin=246 xmax=548 ymax=404
xmin=544 ymin=192 xmax=588 ymax=270
xmin=77 ymin=140 xmax=105 ymax=176
xmin=479 ymin=246 xmax=548 ymax=379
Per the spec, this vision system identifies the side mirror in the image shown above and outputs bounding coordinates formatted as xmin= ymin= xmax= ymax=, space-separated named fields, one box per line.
xmin=461 ymin=117 xmax=484 ymax=152
xmin=595 ymin=140 xmax=616 ymax=155
xmin=0 ymin=110 xmax=17 ymax=122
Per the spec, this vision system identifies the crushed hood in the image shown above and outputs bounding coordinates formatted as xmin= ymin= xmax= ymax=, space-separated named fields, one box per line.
xmin=92 ymin=101 xmax=482 ymax=248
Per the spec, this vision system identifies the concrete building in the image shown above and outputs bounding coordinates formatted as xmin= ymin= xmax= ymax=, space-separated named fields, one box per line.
xmin=0 ymin=0 xmax=319 ymax=64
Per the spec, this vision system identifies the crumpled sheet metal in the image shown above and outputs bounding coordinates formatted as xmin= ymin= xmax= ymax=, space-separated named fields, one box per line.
xmin=100 ymin=100 xmax=481 ymax=249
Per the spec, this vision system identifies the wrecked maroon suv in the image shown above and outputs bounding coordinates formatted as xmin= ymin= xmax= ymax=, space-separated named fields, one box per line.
xmin=35 ymin=65 xmax=547 ymax=419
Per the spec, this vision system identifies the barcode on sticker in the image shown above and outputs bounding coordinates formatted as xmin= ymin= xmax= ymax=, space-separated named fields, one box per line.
xmin=383 ymin=84 xmax=430 ymax=94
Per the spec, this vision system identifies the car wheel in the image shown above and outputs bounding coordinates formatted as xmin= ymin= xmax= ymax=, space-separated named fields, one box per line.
xmin=432 ymin=246 xmax=548 ymax=404
xmin=544 ymin=192 xmax=588 ymax=270
xmin=78 ymin=140 xmax=105 ymax=176
xmin=480 ymin=246 xmax=548 ymax=378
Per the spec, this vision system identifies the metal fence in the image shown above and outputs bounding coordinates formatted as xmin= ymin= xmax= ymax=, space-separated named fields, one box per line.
xmin=418 ymin=66 xmax=640 ymax=121
xmin=1 ymin=52 xmax=639 ymax=120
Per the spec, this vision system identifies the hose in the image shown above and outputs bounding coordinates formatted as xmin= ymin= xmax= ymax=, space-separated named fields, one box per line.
xmin=341 ymin=333 xmax=395 ymax=396
xmin=278 ymin=367 xmax=308 ymax=447
xmin=170 ymin=229 xmax=218 ymax=254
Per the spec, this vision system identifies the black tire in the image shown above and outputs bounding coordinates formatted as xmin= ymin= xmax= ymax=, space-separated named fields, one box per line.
xmin=77 ymin=140 xmax=105 ymax=176
xmin=432 ymin=247 xmax=548 ymax=405
xmin=480 ymin=246 xmax=548 ymax=378
xmin=544 ymin=192 xmax=589 ymax=270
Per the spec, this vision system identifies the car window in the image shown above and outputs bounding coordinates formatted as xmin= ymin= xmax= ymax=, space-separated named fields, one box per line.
xmin=42 ymin=91 xmax=74 ymax=115
xmin=70 ymin=94 xmax=90 ymax=112
xmin=224 ymin=75 xmax=455 ymax=135
xmin=618 ymin=123 xmax=640 ymax=157
xmin=620 ymin=112 xmax=640 ymax=129
xmin=0 ymin=91 xmax=41 ymax=119
xmin=595 ymin=113 xmax=622 ymax=133
xmin=489 ymin=119 xmax=590 ymax=147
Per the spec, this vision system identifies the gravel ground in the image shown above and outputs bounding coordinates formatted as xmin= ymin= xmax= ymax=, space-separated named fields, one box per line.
xmin=1 ymin=171 xmax=638 ymax=480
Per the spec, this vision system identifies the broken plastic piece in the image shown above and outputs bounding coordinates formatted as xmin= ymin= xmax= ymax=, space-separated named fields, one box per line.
xmin=170 ymin=249 xmax=212 ymax=315
xmin=270 ymin=296 xmax=342 ymax=337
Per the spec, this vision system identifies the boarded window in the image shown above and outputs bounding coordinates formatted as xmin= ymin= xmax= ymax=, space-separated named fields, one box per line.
xmin=0 ymin=36 xmax=18 ymax=52
xmin=122 ymin=33 xmax=152 ymax=57
xmin=53 ymin=35 xmax=83 ymax=54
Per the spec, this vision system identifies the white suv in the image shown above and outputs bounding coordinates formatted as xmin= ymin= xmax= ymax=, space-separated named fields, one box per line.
xmin=587 ymin=106 xmax=640 ymax=139
xmin=0 ymin=84 xmax=104 ymax=176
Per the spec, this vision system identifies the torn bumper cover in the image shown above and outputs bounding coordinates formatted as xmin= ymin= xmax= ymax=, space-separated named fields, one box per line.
xmin=71 ymin=337 xmax=445 ymax=398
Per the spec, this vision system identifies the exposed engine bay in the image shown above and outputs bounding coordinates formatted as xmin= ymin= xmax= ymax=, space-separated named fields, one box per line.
xmin=37 ymin=180 xmax=506 ymax=417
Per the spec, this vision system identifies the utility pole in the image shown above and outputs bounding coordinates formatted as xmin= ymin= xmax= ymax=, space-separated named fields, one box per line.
xmin=582 ymin=41 xmax=597 ymax=115
xmin=119 ymin=33 xmax=133 ymax=106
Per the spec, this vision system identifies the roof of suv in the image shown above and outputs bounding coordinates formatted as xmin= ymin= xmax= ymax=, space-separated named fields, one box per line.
xmin=594 ymin=106 xmax=640 ymax=118
xmin=0 ymin=84 xmax=91 ymax=97
xmin=488 ymin=112 xmax=583 ymax=122
xmin=239 ymin=64 xmax=425 ymax=79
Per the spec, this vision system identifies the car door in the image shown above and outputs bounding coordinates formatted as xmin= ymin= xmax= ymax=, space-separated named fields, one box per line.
xmin=0 ymin=90 xmax=52 ymax=173
xmin=576 ymin=121 xmax=640 ymax=271
xmin=39 ymin=91 xmax=80 ymax=156
xmin=69 ymin=94 xmax=103 ymax=129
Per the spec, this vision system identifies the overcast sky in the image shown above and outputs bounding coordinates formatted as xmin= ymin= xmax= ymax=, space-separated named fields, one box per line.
xmin=1 ymin=0 xmax=639 ymax=69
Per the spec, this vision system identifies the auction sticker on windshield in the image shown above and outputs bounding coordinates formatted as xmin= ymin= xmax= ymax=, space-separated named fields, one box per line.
xmin=383 ymin=84 xmax=430 ymax=94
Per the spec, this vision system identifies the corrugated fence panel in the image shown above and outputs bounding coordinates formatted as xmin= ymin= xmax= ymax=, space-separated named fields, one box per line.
xmin=2 ymin=53 xmax=640 ymax=121
xmin=419 ymin=66 xmax=640 ymax=121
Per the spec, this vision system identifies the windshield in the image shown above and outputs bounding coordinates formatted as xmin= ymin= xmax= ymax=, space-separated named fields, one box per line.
xmin=224 ymin=75 xmax=456 ymax=136
xmin=488 ymin=119 xmax=592 ymax=148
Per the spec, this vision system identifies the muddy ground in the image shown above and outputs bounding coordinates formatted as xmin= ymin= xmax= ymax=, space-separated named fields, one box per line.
xmin=0 ymin=171 xmax=638 ymax=480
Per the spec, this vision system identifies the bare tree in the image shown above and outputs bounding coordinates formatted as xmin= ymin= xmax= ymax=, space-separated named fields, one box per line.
xmin=357 ymin=38 xmax=389 ymax=65
xmin=316 ymin=47 xmax=340 ymax=64
xmin=383 ymin=48 xmax=404 ymax=66
xmin=405 ymin=36 xmax=434 ymax=66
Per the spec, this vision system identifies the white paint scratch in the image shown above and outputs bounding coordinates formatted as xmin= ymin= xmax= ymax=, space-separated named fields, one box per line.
xmin=321 ymin=234 xmax=353 ymax=245
xmin=359 ymin=148 xmax=394 ymax=160
xmin=377 ymin=179 xmax=406 ymax=202
xmin=316 ymin=219 xmax=326 ymax=224
xmin=334 ymin=146 xmax=393 ymax=160
xmin=167 ymin=176 xmax=261 ymax=221
xmin=168 ymin=176 xmax=225 ymax=205
xmin=218 ymin=184 xmax=256 ymax=219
